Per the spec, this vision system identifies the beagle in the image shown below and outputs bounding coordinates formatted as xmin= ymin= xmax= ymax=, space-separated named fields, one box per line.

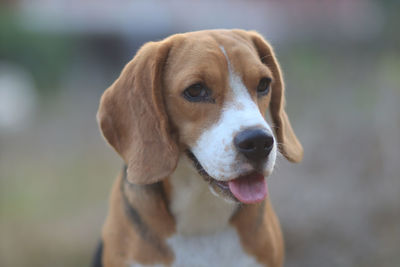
xmin=95 ymin=29 xmax=303 ymax=267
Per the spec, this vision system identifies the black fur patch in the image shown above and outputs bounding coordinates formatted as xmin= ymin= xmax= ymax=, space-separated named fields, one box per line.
xmin=91 ymin=240 xmax=103 ymax=267
xmin=120 ymin=165 xmax=170 ymax=255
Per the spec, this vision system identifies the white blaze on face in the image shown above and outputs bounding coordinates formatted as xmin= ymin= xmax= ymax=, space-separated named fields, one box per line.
xmin=191 ymin=47 xmax=277 ymax=181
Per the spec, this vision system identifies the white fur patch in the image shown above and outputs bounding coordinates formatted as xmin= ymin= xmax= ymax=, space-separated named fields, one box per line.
xmin=191 ymin=46 xmax=277 ymax=181
xmin=169 ymin=156 xmax=237 ymax=235
xmin=129 ymin=227 xmax=263 ymax=267
xmin=166 ymin=227 xmax=263 ymax=267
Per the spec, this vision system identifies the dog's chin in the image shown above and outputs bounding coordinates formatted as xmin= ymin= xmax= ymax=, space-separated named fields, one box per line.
xmin=186 ymin=150 xmax=270 ymax=204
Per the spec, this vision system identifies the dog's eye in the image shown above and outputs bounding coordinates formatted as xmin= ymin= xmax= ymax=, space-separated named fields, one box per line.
xmin=183 ymin=83 xmax=213 ymax=102
xmin=257 ymin=77 xmax=271 ymax=96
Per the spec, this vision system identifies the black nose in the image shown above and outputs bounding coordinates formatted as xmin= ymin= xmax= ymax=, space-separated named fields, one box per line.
xmin=234 ymin=128 xmax=274 ymax=162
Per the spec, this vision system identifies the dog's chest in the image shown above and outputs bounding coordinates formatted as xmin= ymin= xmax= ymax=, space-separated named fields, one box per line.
xmin=161 ymin=157 xmax=263 ymax=267
xmin=129 ymin=229 xmax=262 ymax=267
xmin=166 ymin=228 xmax=263 ymax=267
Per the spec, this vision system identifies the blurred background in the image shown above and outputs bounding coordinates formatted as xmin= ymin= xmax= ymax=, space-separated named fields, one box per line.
xmin=1 ymin=0 xmax=399 ymax=266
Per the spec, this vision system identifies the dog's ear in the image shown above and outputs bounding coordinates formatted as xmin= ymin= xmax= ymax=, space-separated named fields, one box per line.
xmin=249 ymin=32 xmax=303 ymax=162
xmin=97 ymin=40 xmax=179 ymax=184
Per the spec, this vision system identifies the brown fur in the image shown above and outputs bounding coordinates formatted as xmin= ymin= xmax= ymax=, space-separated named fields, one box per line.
xmin=102 ymin=172 xmax=175 ymax=266
xmin=97 ymin=29 xmax=303 ymax=266
xmin=248 ymin=31 xmax=303 ymax=162
xmin=230 ymin=200 xmax=284 ymax=266
xmin=97 ymin=40 xmax=179 ymax=184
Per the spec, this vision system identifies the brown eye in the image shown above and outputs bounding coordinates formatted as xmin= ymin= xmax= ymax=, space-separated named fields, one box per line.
xmin=183 ymin=83 xmax=213 ymax=103
xmin=257 ymin=77 xmax=271 ymax=96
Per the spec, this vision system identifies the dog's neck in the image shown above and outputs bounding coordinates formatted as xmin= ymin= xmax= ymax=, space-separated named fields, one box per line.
xmin=168 ymin=155 xmax=238 ymax=235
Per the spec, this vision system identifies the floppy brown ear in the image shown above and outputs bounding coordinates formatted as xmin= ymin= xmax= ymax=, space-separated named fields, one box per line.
xmin=250 ymin=32 xmax=303 ymax=162
xmin=97 ymin=40 xmax=179 ymax=184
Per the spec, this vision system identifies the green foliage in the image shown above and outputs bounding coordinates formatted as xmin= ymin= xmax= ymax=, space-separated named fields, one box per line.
xmin=0 ymin=10 xmax=78 ymax=94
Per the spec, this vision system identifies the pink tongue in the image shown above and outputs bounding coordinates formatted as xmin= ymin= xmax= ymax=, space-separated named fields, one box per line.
xmin=228 ymin=173 xmax=267 ymax=204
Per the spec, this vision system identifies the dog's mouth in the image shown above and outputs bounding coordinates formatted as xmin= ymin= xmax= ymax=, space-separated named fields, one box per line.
xmin=186 ymin=151 xmax=267 ymax=204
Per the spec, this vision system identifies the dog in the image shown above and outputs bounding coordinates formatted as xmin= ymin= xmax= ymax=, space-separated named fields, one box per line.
xmin=94 ymin=29 xmax=303 ymax=267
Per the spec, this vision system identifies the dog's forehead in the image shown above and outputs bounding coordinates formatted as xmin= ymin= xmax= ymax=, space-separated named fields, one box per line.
xmin=165 ymin=31 xmax=272 ymax=92
xmin=170 ymin=32 xmax=259 ymax=67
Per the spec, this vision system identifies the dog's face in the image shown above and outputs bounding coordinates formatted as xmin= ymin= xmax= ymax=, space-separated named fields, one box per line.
xmin=164 ymin=32 xmax=277 ymax=203
xmin=97 ymin=30 xmax=303 ymax=204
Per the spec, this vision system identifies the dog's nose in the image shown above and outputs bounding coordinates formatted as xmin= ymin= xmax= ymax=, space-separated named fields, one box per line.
xmin=234 ymin=129 xmax=274 ymax=162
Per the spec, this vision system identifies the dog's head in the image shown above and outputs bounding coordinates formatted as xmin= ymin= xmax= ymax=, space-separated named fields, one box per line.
xmin=97 ymin=30 xmax=303 ymax=204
